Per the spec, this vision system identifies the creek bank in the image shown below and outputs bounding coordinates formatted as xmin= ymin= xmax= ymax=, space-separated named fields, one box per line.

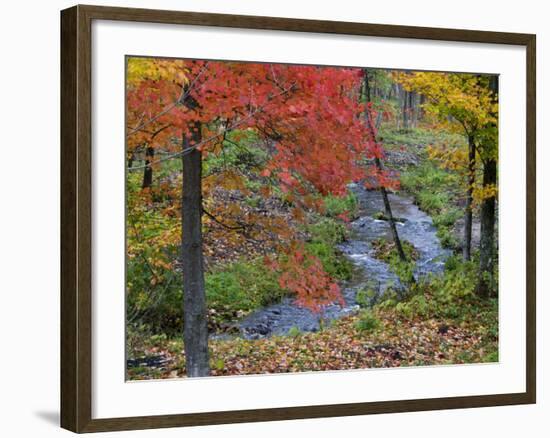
xmin=232 ymin=184 xmax=451 ymax=340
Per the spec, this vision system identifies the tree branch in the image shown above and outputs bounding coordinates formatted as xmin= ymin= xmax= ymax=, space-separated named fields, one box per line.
xmin=202 ymin=208 xmax=246 ymax=231
xmin=127 ymin=84 xmax=296 ymax=171
xmin=126 ymin=62 xmax=210 ymax=137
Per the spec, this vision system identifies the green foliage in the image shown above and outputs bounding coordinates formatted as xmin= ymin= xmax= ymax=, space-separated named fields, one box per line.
xmin=389 ymin=255 xmax=416 ymax=285
xmin=322 ymin=192 xmax=359 ymax=219
xmin=308 ymin=218 xmax=348 ymax=246
xmin=378 ymin=255 xmax=498 ymax=331
xmin=128 ymin=253 xmax=287 ymax=336
xmin=355 ymin=309 xmax=381 ymax=332
xmin=436 ymin=226 xmax=458 ymax=249
xmin=379 ymin=127 xmax=465 ymax=150
xmin=287 ymin=326 xmax=302 ymax=338
xmin=373 ymin=211 xmax=386 ymax=220
xmin=126 ymin=173 xmax=184 ymax=336
xmin=483 ymin=351 xmax=498 ymax=363
xmin=305 ymin=241 xmax=353 ymax=281
xmin=371 ymin=238 xmax=418 ymax=263
xmin=205 ymin=259 xmax=287 ymax=326
xmin=212 ymin=357 xmax=226 ymax=371
xmin=400 ymin=162 xmax=461 ymax=249
xmin=203 ymin=130 xmax=267 ymax=175
xmin=356 ymin=285 xmax=378 ymax=308
xmin=126 ymin=245 xmax=184 ymax=335
xmin=401 ymin=162 xmax=457 ymax=195
xmin=371 ymin=238 xmax=418 ymax=285
xmin=433 ymin=208 xmax=462 ymax=228
xmin=305 ymin=218 xmax=353 ymax=280
xmin=417 ymin=191 xmax=447 ymax=213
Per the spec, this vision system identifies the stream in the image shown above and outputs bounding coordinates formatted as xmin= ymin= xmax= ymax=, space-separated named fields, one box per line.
xmin=233 ymin=184 xmax=452 ymax=340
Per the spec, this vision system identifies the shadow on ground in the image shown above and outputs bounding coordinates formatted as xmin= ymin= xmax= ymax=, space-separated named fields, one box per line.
xmin=34 ymin=410 xmax=59 ymax=427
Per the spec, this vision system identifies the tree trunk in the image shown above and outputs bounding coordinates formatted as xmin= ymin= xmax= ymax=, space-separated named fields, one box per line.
xmin=418 ymin=94 xmax=426 ymax=120
xmin=476 ymin=75 xmax=499 ymax=297
xmin=463 ymin=135 xmax=476 ymax=260
xmin=363 ymin=69 xmax=407 ymax=263
xmin=127 ymin=151 xmax=135 ymax=169
xmin=181 ymin=125 xmax=210 ymax=377
xmin=402 ymin=89 xmax=409 ymax=131
xmin=476 ymin=159 xmax=496 ymax=297
xmin=142 ymin=146 xmax=154 ymax=189
xmin=410 ymin=92 xmax=418 ymax=129
xmin=376 ymin=158 xmax=407 ymax=262
xmin=364 ymin=70 xmax=372 ymax=102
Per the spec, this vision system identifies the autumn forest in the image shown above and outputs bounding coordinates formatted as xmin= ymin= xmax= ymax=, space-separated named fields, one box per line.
xmin=126 ymin=58 xmax=499 ymax=379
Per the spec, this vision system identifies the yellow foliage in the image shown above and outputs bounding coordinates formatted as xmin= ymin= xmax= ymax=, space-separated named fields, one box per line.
xmin=427 ymin=143 xmax=468 ymax=174
xmin=473 ymin=183 xmax=498 ymax=205
xmin=396 ymin=71 xmax=498 ymax=134
xmin=127 ymin=57 xmax=190 ymax=87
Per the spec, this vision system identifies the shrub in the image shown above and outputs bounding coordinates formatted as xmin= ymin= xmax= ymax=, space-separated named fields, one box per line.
xmin=126 ymin=245 xmax=184 ymax=336
xmin=355 ymin=309 xmax=381 ymax=332
xmin=287 ymin=326 xmax=302 ymax=338
xmin=417 ymin=190 xmax=447 ymax=213
xmin=371 ymin=238 xmax=418 ymax=263
xmin=355 ymin=285 xmax=378 ymax=308
xmin=483 ymin=351 xmax=499 ymax=363
xmin=371 ymin=238 xmax=417 ymax=285
xmin=128 ymin=257 xmax=289 ymax=337
xmin=377 ymin=256 xmax=496 ymax=324
xmin=306 ymin=218 xmax=353 ymax=280
xmin=205 ymin=259 xmax=287 ymax=326
xmin=305 ymin=241 xmax=353 ymax=281
xmin=436 ymin=226 xmax=458 ymax=249
xmin=322 ymin=192 xmax=358 ymax=219
xmin=308 ymin=218 xmax=348 ymax=246
xmin=433 ymin=208 xmax=461 ymax=228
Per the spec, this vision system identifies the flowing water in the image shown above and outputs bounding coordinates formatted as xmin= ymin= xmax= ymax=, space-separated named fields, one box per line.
xmin=226 ymin=184 xmax=451 ymax=340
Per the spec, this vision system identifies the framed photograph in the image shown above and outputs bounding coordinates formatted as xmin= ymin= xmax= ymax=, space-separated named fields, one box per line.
xmin=60 ymin=4 xmax=536 ymax=433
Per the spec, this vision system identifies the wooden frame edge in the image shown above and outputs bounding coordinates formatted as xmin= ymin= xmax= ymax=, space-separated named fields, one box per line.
xmin=61 ymin=4 xmax=78 ymax=432
xmin=60 ymin=4 xmax=537 ymax=433
xmin=525 ymin=33 xmax=536 ymax=405
xmin=61 ymin=5 xmax=93 ymax=432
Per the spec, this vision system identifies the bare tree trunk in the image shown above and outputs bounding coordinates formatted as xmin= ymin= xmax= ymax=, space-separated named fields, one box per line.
xmin=364 ymin=69 xmax=372 ymax=102
xmin=394 ymin=83 xmax=401 ymax=130
xmin=463 ymin=134 xmax=476 ymax=260
xmin=375 ymin=157 xmax=407 ymax=261
xmin=410 ymin=92 xmax=418 ymax=128
xmin=142 ymin=146 xmax=154 ymax=189
xmin=182 ymin=125 xmax=210 ymax=377
xmin=476 ymin=75 xmax=499 ymax=297
xmin=402 ymin=88 xmax=409 ymax=131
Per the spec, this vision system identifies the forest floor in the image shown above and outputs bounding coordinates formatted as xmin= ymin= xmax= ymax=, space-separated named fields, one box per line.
xmin=128 ymin=300 xmax=497 ymax=379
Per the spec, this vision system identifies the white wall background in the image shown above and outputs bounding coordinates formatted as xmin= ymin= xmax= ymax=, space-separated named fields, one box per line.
xmin=0 ymin=0 xmax=546 ymax=436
